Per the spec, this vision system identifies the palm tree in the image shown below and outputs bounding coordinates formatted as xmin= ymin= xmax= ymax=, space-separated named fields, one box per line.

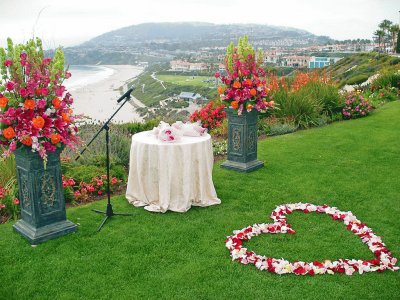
xmin=389 ymin=24 xmax=400 ymax=53
xmin=374 ymin=29 xmax=385 ymax=52
xmin=379 ymin=19 xmax=393 ymax=52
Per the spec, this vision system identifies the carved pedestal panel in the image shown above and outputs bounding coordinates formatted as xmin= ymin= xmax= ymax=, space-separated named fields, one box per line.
xmin=221 ymin=108 xmax=264 ymax=172
xmin=13 ymin=146 xmax=77 ymax=245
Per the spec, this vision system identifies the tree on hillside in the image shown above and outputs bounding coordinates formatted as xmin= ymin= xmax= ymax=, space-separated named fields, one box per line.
xmin=397 ymin=30 xmax=400 ymax=54
xmin=389 ymin=24 xmax=399 ymax=53
xmin=374 ymin=29 xmax=385 ymax=52
xmin=378 ymin=19 xmax=393 ymax=52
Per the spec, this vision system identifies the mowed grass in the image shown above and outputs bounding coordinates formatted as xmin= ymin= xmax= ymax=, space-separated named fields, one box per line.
xmin=157 ymin=74 xmax=215 ymax=87
xmin=0 ymin=102 xmax=399 ymax=300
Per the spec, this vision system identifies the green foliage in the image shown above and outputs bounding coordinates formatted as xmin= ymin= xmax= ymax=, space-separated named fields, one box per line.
xmin=119 ymin=119 xmax=160 ymax=135
xmin=372 ymin=71 xmax=400 ymax=89
xmin=0 ymin=152 xmax=16 ymax=187
xmin=70 ymin=124 xmax=132 ymax=168
xmin=346 ymin=74 xmax=369 ymax=85
xmin=212 ymin=140 xmax=227 ymax=156
xmin=325 ymin=52 xmax=400 ymax=87
xmin=301 ymin=81 xmax=343 ymax=116
xmin=273 ymin=89 xmax=322 ymax=128
xmin=64 ymin=164 xmax=126 ymax=183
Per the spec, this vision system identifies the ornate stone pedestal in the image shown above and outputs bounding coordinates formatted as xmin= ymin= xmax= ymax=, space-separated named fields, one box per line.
xmin=13 ymin=146 xmax=76 ymax=245
xmin=221 ymin=108 xmax=264 ymax=172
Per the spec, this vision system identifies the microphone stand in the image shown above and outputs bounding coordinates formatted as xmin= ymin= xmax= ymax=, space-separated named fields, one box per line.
xmin=76 ymin=88 xmax=135 ymax=232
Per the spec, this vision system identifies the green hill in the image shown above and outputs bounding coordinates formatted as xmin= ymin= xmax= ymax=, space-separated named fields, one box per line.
xmin=325 ymin=52 xmax=400 ymax=86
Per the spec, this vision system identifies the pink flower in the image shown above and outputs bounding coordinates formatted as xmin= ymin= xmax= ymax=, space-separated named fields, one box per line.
xmin=97 ymin=190 xmax=102 ymax=195
xmin=111 ymin=177 xmax=118 ymax=185
xmin=5 ymin=81 xmax=15 ymax=91
xmin=41 ymin=88 xmax=49 ymax=96
xmin=55 ymin=86 xmax=65 ymax=97
xmin=74 ymin=190 xmax=81 ymax=197
xmin=65 ymin=71 xmax=72 ymax=79
xmin=0 ymin=203 xmax=5 ymax=209
xmin=37 ymin=99 xmax=47 ymax=109
xmin=13 ymin=198 xmax=20 ymax=205
xmin=214 ymin=72 xmax=220 ymax=78
xmin=4 ymin=60 xmax=12 ymax=67
xmin=19 ymin=88 xmax=29 ymax=98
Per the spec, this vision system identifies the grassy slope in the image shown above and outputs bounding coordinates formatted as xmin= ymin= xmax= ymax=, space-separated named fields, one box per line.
xmin=157 ymin=75 xmax=215 ymax=87
xmin=325 ymin=52 xmax=400 ymax=86
xmin=0 ymin=102 xmax=399 ymax=300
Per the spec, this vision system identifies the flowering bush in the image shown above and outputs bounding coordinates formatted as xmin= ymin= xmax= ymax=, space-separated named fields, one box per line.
xmin=0 ymin=182 xmax=19 ymax=223
xmin=342 ymin=92 xmax=373 ymax=119
xmin=216 ymin=36 xmax=274 ymax=115
xmin=62 ymin=174 xmax=121 ymax=203
xmin=189 ymin=101 xmax=226 ymax=130
xmin=0 ymin=38 xmax=80 ymax=161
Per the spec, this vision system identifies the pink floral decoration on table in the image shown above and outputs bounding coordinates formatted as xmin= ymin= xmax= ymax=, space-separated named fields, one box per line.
xmin=152 ymin=121 xmax=207 ymax=142
xmin=225 ymin=203 xmax=399 ymax=276
xmin=0 ymin=38 xmax=80 ymax=162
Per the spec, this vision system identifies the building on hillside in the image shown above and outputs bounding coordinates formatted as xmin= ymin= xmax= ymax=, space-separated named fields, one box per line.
xmin=170 ymin=60 xmax=208 ymax=72
xmin=178 ymin=92 xmax=202 ymax=102
xmin=284 ymin=55 xmax=310 ymax=68
xmin=309 ymin=57 xmax=342 ymax=68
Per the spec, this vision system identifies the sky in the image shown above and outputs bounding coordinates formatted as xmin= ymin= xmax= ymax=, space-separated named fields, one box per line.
xmin=0 ymin=0 xmax=399 ymax=49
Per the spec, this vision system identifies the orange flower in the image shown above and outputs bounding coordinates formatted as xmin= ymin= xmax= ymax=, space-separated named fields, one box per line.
xmin=231 ymin=100 xmax=239 ymax=109
xmin=0 ymin=97 xmax=8 ymax=108
xmin=62 ymin=113 xmax=70 ymax=123
xmin=232 ymin=81 xmax=241 ymax=89
xmin=217 ymin=86 xmax=225 ymax=95
xmin=51 ymin=133 xmax=61 ymax=144
xmin=246 ymin=104 xmax=253 ymax=111
xmin=32 ymin=116 xmax=45 ymax=129
xmin=24 ymin=99 xmax=36 ymax=110
xmin=52 ymin=98 xmax=61 ymax=109
xmin=250 ymin=88 xmax=257 ymax=96
xmin=21 ymin=136 xmax=32 ymax=146
xmin=3 ymin=126 xmax=16 ymax=139
xmin=246 ymin=79 xmax=252 ymax=86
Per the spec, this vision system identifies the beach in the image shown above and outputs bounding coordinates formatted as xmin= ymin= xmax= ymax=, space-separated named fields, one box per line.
xmin=69 ymin=65 xmax=144 ymax=123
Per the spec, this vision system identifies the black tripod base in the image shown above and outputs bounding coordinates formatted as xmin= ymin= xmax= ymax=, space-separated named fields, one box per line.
xmin=92 ymin=203 xmax=134 ymax=232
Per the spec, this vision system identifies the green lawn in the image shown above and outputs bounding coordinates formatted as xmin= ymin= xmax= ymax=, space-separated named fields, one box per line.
xmin=157 ymin=74 xmax=215 ymax=87
xmin=1 ymin=102 xmax=399 ymax=299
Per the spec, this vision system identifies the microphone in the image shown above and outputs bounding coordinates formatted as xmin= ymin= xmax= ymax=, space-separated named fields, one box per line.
xmin=117 ymin=87 xmax=134 ymax=103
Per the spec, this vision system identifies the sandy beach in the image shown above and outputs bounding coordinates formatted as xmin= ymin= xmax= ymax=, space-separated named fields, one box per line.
xmin=70 ymin=65 xmax=144 ymax=123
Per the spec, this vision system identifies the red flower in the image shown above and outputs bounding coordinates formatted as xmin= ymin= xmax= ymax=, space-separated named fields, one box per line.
xmin=13 ymin=198 xmax=20 ymax=205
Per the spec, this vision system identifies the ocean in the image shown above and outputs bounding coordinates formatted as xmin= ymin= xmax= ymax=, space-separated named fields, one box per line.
xmin=64 ymin=65 xmax=114 ymax=91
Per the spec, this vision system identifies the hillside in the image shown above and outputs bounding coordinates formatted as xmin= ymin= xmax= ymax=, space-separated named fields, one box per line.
xmin=63 ymin=22 xmax=332 ymax=65
xmin=325 ymin=53 xmax=400 ymax=86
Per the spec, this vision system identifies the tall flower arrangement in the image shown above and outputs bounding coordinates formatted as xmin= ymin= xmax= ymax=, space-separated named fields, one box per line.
xmin=216 ymin=36 xmax=274 ymax=115
xmin=0 ymin=38 xmax=79 ymax=161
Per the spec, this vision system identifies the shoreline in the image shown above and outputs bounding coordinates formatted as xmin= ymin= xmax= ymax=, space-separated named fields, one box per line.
xmin=70 ymin=65 xmax=145 ymax=123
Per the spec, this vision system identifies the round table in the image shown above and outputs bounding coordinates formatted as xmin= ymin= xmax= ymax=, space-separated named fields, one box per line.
xmin=126 ymin=131 xmax=221 ymax=213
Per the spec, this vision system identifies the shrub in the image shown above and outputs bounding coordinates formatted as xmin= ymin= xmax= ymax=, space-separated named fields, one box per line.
xmin=301 ymin=81 xmax=343 ymax=116
xmin=342 ymin=92 xmax=373 ymax=119
xmin=269 ymin=122 xmax=298 ymax=136
xmin=273 ymin=89 xmax=322 ymax=128
xmin=372 ymin=71 xmax=400 ymax=90
xmin=64 ymin=164 xmax=126 ymax=184
xmin=120 ymin=119 xmax=160 ymax=135
xmin=0 ymin=150 xmax=16 ymax=187
xmin=189 ymin=101 xmax=226 ymax=130
xmin=346 ymin=74 xmax=369 ymax=85
xmin=0 ymin=178 xmax=19 ymax=223
xmin=212 ymin=140 xmax=227 ymax=157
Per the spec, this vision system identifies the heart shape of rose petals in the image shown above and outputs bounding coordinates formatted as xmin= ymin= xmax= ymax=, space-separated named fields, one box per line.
xmin=225 ymin=203 xmax=399 ymax=275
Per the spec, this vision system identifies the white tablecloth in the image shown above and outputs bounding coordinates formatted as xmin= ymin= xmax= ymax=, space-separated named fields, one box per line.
xmin=126 ymin=131 xmax=221 ymax=213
